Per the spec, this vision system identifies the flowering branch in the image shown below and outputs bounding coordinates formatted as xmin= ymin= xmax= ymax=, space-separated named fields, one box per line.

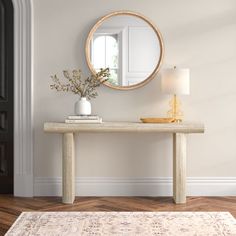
xmin=50 ymin=68 xmax=110 ymax=100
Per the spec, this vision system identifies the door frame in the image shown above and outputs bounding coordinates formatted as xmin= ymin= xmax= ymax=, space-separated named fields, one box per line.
xmin=12 ymin=0 xmax=33 ymax=197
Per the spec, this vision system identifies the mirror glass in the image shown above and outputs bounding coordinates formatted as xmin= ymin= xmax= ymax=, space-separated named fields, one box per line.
xmin=86 ymin=12 xmax=164 ymax=90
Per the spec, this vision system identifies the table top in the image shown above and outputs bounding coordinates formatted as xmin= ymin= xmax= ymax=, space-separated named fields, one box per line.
xmin=44 ymin=121 xmax=204 ymax=134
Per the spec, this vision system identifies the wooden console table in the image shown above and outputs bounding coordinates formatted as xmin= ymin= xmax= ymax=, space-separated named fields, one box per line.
xmin=44 ymin=122 xmax=204 ymax=204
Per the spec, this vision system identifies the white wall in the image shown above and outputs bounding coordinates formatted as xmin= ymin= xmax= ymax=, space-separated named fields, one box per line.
xmin=33 ymin=0 xmax=236 ymax=195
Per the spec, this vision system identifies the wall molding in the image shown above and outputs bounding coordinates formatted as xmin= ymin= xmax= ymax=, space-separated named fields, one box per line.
xmin=34 ymin=177 xmax=236 ymax=197
xmin=12 ymin=0 xmax=34 ymax=197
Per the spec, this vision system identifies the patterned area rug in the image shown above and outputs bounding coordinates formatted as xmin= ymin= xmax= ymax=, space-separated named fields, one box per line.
xmin=6 ymin=212 xmax=236 ymax=236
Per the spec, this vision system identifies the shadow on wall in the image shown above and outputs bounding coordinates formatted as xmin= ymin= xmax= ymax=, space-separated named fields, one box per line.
xmin=75 ymin=132 xmax=172 ymax=177
xmin=164 ymin=8 xmax=236 ymax=41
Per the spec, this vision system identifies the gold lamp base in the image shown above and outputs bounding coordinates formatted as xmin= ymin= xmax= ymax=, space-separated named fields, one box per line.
xmin=167 ymin=94 xmax=183 ymax=122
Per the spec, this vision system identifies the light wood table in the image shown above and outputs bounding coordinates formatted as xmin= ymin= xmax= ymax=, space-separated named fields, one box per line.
xmin=44 ymin=122 xmax=204 ymax=204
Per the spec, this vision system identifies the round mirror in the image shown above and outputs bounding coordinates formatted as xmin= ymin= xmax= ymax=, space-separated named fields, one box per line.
xmin=85 ymin=11 xmax=164 ymax=90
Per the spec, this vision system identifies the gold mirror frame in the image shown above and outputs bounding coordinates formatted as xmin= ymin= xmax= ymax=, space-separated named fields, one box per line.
xmin=85 ymin=11 xmax=164 ymax=90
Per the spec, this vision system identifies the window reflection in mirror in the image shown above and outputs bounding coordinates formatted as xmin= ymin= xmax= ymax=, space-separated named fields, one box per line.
xmin=92 ymin=34 xmax=119 ymax=85
xmin=87 ymin=13 xmax=163 ymax=89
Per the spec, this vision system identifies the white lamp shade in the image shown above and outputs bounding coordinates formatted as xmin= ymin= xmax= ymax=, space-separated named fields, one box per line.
xmin=161 ymin=68 xmax=190 ymax=95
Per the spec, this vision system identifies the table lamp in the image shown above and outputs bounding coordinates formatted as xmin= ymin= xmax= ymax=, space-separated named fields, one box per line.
xmin=161 ymin=67 xmax=190 ymax=122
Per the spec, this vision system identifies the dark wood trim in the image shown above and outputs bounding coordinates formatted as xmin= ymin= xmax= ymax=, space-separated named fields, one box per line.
xmin=0 ymin=0 xmax=14 ymax=194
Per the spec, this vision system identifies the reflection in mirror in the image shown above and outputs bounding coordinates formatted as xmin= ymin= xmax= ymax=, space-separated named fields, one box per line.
xmin=86 ymin=12 xmax=164 ymax=90
xmin=92 ymin=34 xmax=119 ymax=85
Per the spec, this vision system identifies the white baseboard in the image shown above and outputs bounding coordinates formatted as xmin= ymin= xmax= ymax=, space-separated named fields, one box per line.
xmin=34 ymin=177 xmax=236 ymax=197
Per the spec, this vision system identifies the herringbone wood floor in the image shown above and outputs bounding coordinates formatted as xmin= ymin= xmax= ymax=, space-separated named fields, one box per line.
xmin=0 ymin=196 xmax=236 ymax=235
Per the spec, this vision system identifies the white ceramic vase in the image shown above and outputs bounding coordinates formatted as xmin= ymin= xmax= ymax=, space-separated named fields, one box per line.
xmin=75 ymin=97 xmax=91 ymax=115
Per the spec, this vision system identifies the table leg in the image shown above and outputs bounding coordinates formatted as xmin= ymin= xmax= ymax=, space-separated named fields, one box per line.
xmin=173 ymin=133 xmax=187 ymax=204
xmin=62 ymin=132 xmax=75 ymax=204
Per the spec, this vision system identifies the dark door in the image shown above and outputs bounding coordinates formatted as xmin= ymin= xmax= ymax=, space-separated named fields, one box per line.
xmin=0 ymin=0 xmax=14 ymax=193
